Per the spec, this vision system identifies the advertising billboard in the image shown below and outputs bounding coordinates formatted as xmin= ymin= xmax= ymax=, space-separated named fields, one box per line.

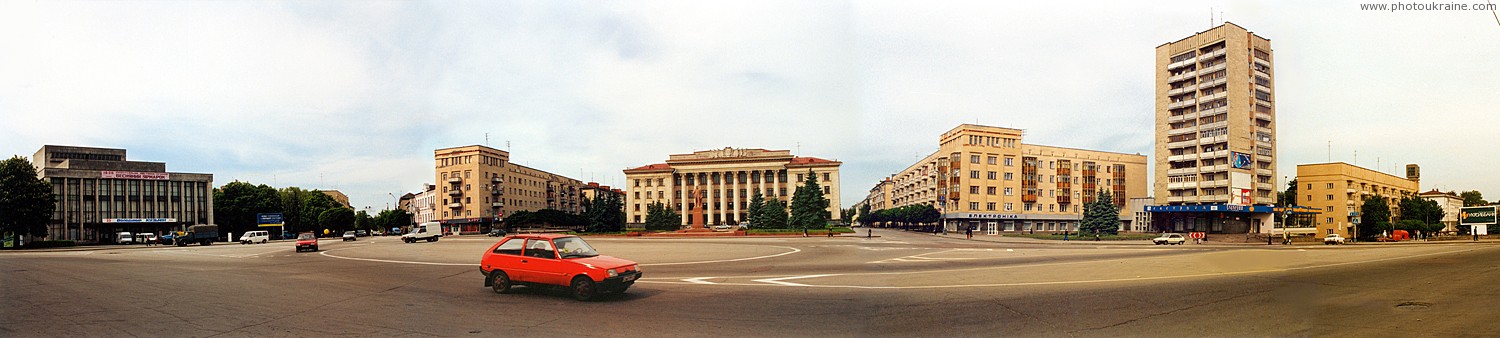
xmin=1231 ymin=152 xmax=1253 ymax=169
xmin=257 ymin=213 xmax=285 ymax=227
xmin=1460 ymin=206 xmax=1497 ymax=225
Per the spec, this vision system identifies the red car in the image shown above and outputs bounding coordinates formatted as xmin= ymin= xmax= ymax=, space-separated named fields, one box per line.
xmin=294 ymin=232 xmax=319 ymax=252
xmin=480 ymin=234 xmax=640 ymax=301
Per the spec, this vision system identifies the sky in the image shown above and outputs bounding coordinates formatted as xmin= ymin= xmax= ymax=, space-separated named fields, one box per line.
xmin=2 ymin=0 xmax=1498 ymax=212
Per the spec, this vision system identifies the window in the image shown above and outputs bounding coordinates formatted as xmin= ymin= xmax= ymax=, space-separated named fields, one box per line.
xmin=1004 ymin=173 xmax=1013 ymax=181
xmin=1005 ymin=158 xmax=1014 ymax=166
xmin=1326 ymin=183 xmax=1334 ymax=189
xmin=970 ymin=186 xmax=979 ymax=194
xmin=493 ymin=239 xmax=524 ymax=255
xmin=986 ymin=202 xmax=996 ymax=211
xmin=1004 ymin=187 xmax=1013 ymax=196
xmin=1326 ymin=194 xmax=1334 ymax=201
xmin=823 ymin=173 xmax=830 ymax=181
xmin=823 ymin=186 xmax=830 ymax=194
xmin=987 ymin=187 xmax=996 ymax=195
xmin=523 ymin=239 xmax=556 ymax=259
xmin=634 ymin=204 xmax=640 ymax=211
xmin=986 ymin=171 xmax=997 ymax=180
xmin=970 ymin=202 xmax=980 ymax=210
xmin=970 ymin=171 xmax=980 ymax=179
xmin=971 ymin=155 xmax=980 ymax=164
xmin=1004 ymin=203 xmax=1013 ymax=211
xmin=987 ymin=156 xmax=997 ymax=165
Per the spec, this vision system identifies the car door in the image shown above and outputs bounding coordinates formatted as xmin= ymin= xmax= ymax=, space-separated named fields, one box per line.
xmin=520 ymin=238 xmax=565 ymax=285
xmin=488 ymin=238 xmax=528 ymax=282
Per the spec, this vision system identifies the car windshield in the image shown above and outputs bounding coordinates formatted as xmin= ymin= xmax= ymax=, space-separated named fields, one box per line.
xmin=553 ymin=237 xmax=599 ymax=258
xmin=344 ymin=231 xmax=354 ymax=235
xmin=298 ymin=233 xmax=315 ymax=240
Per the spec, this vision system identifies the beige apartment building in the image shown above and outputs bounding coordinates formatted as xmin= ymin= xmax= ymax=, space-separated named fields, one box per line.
xmin=433 ymin=145 xmax=583 ymax=234
xmin=623 ymin=147 xmax=841 ymax=227
xmin=872 ymin=124 xmax=1148 ymax=234
xmin=580 ymin=182 xmax=625 ymax=204
xmin=1295 ymin=162 xmax=1419 ymax=238
xmin=1148 ymin=22 xmax=1278 ymax=234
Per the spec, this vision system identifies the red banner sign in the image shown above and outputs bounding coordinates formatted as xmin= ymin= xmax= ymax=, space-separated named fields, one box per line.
xmin=101 ymin=171 xmax=170 ymax=180
xmin=1190 ymin=232 xmax=1206 ymax=239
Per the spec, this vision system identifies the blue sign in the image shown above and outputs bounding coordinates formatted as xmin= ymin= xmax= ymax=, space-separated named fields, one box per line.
xmin=1231 ymin=152 xmax=1253 ymax=169
xmin=1146 ymin=204 xmax=1272 ymax=213
xmin=257 ymin=213 xmax=284 ymax=225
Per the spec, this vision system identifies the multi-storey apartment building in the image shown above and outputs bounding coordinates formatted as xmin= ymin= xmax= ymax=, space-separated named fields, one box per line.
xmin=433 ymin=145 xmax=582 ymax=234
xmin=872 ymin=124 xmax=1148 ymax=234
xmin=33 ymin=145 xmax=214 ymax=244
xmin=1148 ymin=22 xmax=1278 ymax=234
xmin=580 ymin=182 xmax=625 ymax=204
xmin=1295 ymin=163 xmax=1419 ymax=238
xmin=623 ymin=147 xmax=841 ymax=227
xmin=864 ymin=178 xmax=892 ymax=212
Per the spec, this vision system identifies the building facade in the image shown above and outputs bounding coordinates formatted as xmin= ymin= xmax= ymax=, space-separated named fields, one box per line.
xmin=33 ymin=145 xmax=214 ymax=243
xmin=871 ymin=124 xmax=1149 ymax=234
xmin=321 ymin=190 xmax=351 ymax=208
xmin=1295 ymin=162 xmax=1419 ymax=238
xmin=1419 ymin=189 xmax=1463 ymax=233
xmin=433 ymin=145 xmax=583 ymax=234
xmin=1149 ymin=22 xmax=1278 ymax=234
xmin=406 ymin=184 xmax=437 ymax=226
xmin=622 ymin=147 xmax=842 ymax=227
xmin=580 ymin=182 xmax=625 ymax=204
xmin=1123 ymin=197 xmax=1156 ymax=233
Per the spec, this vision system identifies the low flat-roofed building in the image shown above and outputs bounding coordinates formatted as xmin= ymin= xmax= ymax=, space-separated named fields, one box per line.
xmin=33 ymin=145 xmax=214 ymax=244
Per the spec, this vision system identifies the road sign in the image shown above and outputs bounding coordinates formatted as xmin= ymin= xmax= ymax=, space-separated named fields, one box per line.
xmin=1190 ymin=232 xmax=1206 ymax=239
xmin=1460 ymin=206 xmax=1497 ymax=225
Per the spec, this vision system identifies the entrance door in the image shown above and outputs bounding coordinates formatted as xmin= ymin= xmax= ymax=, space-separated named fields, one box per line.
xmin=987 ymin=221 xmax=998 ymax=235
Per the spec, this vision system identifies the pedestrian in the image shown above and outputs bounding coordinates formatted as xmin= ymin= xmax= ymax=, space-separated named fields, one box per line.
xmin=966 ymin=226 xmax=973 ymax=239
xmin=827 ymin=227 xmax=833 ymax=238
xmin=1095 ymin=233 xmax=1101 ymax=241
xmin=803 ymin=228 xmax=808 ymax=237
xmin=867 ymin=228 xmax=872 ymax=238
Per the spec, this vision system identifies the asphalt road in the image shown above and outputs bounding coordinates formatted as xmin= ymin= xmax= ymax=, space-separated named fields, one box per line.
xmin=3 ymin=231 xmax=1499 ymax=337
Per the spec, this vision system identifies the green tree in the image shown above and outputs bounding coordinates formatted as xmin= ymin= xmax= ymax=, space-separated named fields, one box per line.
xmin=788 ymin=170 xmax=830 ymax=229
xmin=1080 ymin=190 xmax=1120 ymax=235
xmin=318 ymin=207 xmax=355 ymax=233
xmin=582 ymin=193 xmax=625 ymax=233
xmin=1358 ymin=196 xmax=1392 ymax=240
xmin=856 ymin=204 xmax=871 ymax=226
xmin=759 ymin=199 xmax=789 ymax=229
xmin=213 ymin=181 xmax=281 ymax=236
xmin=1461 ymin=190 xmax=1486 ymax=207
xmin=643 ymin=201 xmax=680 ymax=232
xmin=839 ymin=207 xmax=854 ymax=225
xmin=1397 ymin=196 xmax=1445 ymax=234
xmin=1276 ymin=178 xmax=1298 ymax=223
xmin=0 ymin=156 xmax=56 ymax=240
xmin=746 ymin=191 xmax=766 ymax=227
xmin=354 ymin=210 xmax=372 ymax=231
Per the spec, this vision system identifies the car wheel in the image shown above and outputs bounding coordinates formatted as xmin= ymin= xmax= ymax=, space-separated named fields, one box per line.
xmin=571 ymin=276 xmax=597 ymax=301
xmin=490 ymin=271 xmax=512 ymax=294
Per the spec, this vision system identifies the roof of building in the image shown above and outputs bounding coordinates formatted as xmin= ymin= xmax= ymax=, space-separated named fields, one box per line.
xmin=623 ymin=163 xmax=673 ymax=173
xmin=786 ymin=156 xmax=841 ymax=167
xmin=1419 ymin=189 xmax=1457 ymax=197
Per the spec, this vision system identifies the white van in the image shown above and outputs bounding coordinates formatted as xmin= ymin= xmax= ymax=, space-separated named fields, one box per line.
xmin=239 ymin=230 xmax=270 ymax=244
xmin=402 ymin=222 xmax=442 ymax=243
xmin=115 ymin=232 xmax=134 ymax=244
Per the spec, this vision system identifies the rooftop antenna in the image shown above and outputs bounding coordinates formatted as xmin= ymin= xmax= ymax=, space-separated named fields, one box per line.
xmin=1327 ymin=141 xmax=1331 ymax=162
xmin=485 ymin=132 xmax=490 ymax=146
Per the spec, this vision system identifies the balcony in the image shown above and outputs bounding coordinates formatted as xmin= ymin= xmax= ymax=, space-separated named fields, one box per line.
xmin=447 ymin=203 xmax=462 ymax=209
xmin=1198 ymin=76 xmax=1227 ymax=89
xmin=1166 ymin=167 xmax=1196 ymax=176
xmin=492 ymin=202 xmax=504 ymax=208
xmin=1167 ymin=57 xmax=1197 ymax=71
xmin=1167 ymin=181 xmax=1195 ymax=190
xmin=1256 ymin=168 xmax=1272 ymax=176
xmin=1167 ymin=153 xmax=1197 ymax=163
xmin=1256 ymin=182 xmax=1274 ymax=190
xmin=1167 ymin=126 xmax=1196 ymax=137
xmin=1199 ymin=61 xmax=1226 ymax=74
xmin=1167 ymin=99 xmax=1196 ymax=110
xmin=492 ymin=177 xmax=503 ymax=184
xmin=1201 ymin=179 xmax=1229 ymax=188
xmin=1166 ymin=140 xmax=1197 ymax=149
xmin=1167 ymin=111 xmax=1198 ymax=123
xmin=1199 ymin=91 xmax=1227 ymax=102
xmin=1200 ymin=120 xmax=1228 ymax=131
xmin=1167 ymin=86 xmax=1193 ymax=96
xmin=1022 ymin=194 xmax=1037 ymax=203
xmin=1198 ymin=135 xmax=1228 ymax=145
xmin=447 ymin=177 xmax=462 ymax=184
xmin=1201 ymin=149 xmax=1228 ymax=159
xmin=1347 ymin=188 xmax=1356 ymax=195
xmin=1167 ymin=70 xmax=1198 ymax=83
xmin=1202 ymin=48 xmax=1226 ymax=60
xmin=491 ymin=189 xmax=502 ymax=195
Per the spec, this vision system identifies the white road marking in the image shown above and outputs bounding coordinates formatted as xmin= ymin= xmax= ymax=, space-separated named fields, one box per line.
xmin=869 ymin=249 xmax=986 ymax=264
xmin=753 ymin=274 xmax=839 ymax=287
xmin=640 ymin=246 xmax=801 ymax=266
xmin=683 ymin=277 xmax=719 ymax=285
xmin=317 ymin=249 xmax=475 ymax=266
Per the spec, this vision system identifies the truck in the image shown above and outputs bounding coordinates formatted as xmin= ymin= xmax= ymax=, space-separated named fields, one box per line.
xmin=174 ymin=224 xmax=220 ymax=246
xmin=402 ymin=222 xmax=442 ymax=243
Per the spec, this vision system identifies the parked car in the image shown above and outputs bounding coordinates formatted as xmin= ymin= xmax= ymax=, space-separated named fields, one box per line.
xmin=480 ymin=234 xmax=640 ymax=301
xmin=342 ymin=231 xmax=357 ymax=241
xmin=115 ymin=231 xmax=135 ymax=245
xmin=1324 ymin=233 xmax=1347 ymax=245
xmin=294 ymin=233 xmax=319 ymax=252
xmin=1153 ymin=233 xmax=1187 ymax=245
xmin=240 ymin=230 xmax=270 ymax=244
xmin=487 ymin=229 xmax=508 ymax=237
xmin=355 ymin=230 xmax=369 ymax=237
xmin=135 ymin=233 xmax=157 ymax=244
xmin=711 ymin=225 xmax=733 ymax=232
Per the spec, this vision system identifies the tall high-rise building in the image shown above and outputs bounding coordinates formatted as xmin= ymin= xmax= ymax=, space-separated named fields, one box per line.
xmin=1148 ymin=22 xmax=1277 ymax=234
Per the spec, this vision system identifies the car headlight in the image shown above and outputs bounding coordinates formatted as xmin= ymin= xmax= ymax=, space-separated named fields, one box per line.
xmin=607 ymin=269 xmax=618 ymax=277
